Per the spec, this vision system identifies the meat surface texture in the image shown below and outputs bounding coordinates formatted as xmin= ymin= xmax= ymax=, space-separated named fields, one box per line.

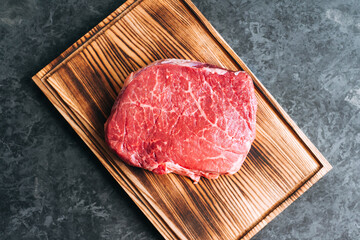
xmin=105 ymin=59 xmax=257 ymax=183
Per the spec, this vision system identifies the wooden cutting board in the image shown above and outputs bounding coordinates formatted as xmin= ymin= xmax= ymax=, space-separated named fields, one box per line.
xmin=32 ymin=0 xmax=332 ymax=239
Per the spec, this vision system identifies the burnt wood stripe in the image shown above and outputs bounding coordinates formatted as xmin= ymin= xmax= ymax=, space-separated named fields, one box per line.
xmin=111 ymin=23 xmax=163 ymax=61
xmin=131 ymin=7 xmax=193 ymax=60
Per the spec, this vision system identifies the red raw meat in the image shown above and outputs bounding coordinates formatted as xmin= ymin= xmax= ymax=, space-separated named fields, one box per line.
xmin=105 ymin=59 xmax=257 ymax=183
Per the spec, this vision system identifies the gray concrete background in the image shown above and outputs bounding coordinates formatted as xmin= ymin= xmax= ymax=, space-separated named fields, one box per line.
xmin=0 ymin=0 xmax=359 ymax=239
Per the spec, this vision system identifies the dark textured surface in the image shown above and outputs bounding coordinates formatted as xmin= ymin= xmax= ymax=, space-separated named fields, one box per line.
xmin=0 ymin=0 xmax=359 ymax=239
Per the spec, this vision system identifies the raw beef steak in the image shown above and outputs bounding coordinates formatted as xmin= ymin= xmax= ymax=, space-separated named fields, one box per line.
xmin=105 ymin=59 xmax=257 ymax=182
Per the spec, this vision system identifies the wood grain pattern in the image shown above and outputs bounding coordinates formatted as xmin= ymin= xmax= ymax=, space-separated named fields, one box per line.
xmin=32 ymin=0 xmax=332 ymax=239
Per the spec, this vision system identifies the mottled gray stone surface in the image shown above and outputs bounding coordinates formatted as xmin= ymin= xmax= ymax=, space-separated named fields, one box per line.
xmin=0 ymin=0 xmax=359 ymax=239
